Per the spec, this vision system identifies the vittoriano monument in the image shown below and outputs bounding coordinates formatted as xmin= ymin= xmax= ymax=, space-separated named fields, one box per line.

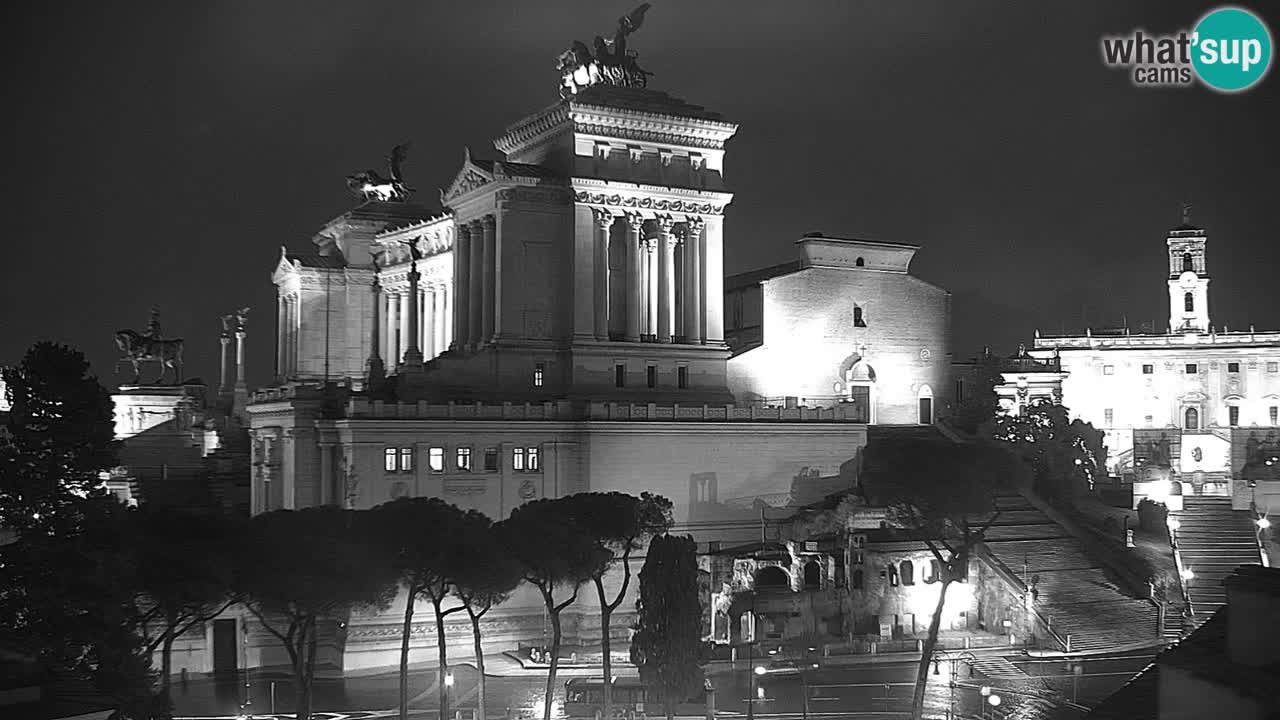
xmin=557 ymin=3 xmax=653 ymax=98
xmin=114 ymin=307 xmax=185 ymax=385
xmin=346 ymin=142 xmax=413 ymax=202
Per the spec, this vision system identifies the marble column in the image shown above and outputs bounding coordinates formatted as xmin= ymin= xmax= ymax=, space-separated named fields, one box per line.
xmin=423 ymin=286 xmax=436 ymax=359
xmin=440 ymin=285 xmax=451 ymax=354
xmin=625 ymin=214 xmax=643 ymax=342
xmin=367 ymin=274 xmax=384 ymax=388
xmin=403 ymin=261 xmax=423 ymax=368
xmin=220 ymin=333 xmax=231 ymax=391
xmin=386 ymin=290 xmax=399 ymax=364
xmin=684 ymin=218 xmax=704 ymax=344
xmin=646 ymin=240 xmax=658 ymax=338
xmin=593 ymin=209 xmax=613 ymax=340
xmin=481 ymin=215 xmax=496 ymax=344
xmin=234 ymin=329 xmax=247 ymax=390
xmin=454 ymin=224 xmax=471 ymax=350
xmin=274 ymin=297 xmax=285 ymax=381
xmin=468 ymin=219 xmax=483 ymax=347
xmin=657 ymin=217 xmax=676 ymax=343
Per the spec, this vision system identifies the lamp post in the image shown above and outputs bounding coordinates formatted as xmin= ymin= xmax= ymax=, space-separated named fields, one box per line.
xmin=444 ymin=670 xmax=455 ymax=720
xmin=933 ymin=650 xmax=976 ymax=720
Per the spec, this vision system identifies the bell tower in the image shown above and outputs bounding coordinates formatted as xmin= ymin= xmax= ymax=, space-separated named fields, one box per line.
xmin=1166 ymin=203 xmax=1210 ymax=333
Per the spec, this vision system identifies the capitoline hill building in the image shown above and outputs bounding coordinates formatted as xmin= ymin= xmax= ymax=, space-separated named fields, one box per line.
xmin=210 ymin=27 xmax=954 ymax=676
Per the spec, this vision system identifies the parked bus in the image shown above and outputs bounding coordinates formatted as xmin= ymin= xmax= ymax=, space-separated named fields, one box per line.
xmin=563 ymin=677 xmax=709 ymax=719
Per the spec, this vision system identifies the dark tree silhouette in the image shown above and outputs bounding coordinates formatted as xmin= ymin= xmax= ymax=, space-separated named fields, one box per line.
xmin=236 ymin=507 xmax=398 ymax=720
xmin=991 ymin=398 xmax=1107 ymax=501
xmin=499 ymin=498 xmax=610 ymax=720
xmin=560 ymin=492 xmax=673 ymax=718
xmin=630 ymin=534 xmax=704 ymax=720
xmin=451 ymin=513 xmax=523 ymax=720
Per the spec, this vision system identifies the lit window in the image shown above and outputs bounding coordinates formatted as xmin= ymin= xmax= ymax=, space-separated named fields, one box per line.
xmin=1271 ymin=406 xmax=1278 ymax=425
xmin=1104 ymin=408 xmax=1114 ymax=425
xmin=456 ymin=447 xmax=472 ymax=472
xmin=534 ymin=363 xmax=545 ymax=388
xmin=428 ymin=447 xmax=444 ymax=473
xmin=398 ymin=447 xmax=414 ymax=472
xmin=484 ymin=448 xmax=499 ymax=472
xmin=1228 ymin=362 xmax=1240 ymax=373
xmin=1184 ymin=292 xmax=1194 ymax=312
xmin=678 ymin=366 xmax=688 ymax=389
xmin=615 ymin=363 xmax=626 ymax=388
xmin=527 ymin=446 xmax=540 ymax=471
xmin=1229 ymin=406 xmax=1240 ymax=427
xmin=1185 ymin=364 xmax=1198 ymax=374
xmin=646 ymin=365 xmax=657 ymax=389
xmin=513 ymin=447 xmax=525 ymax=471
xmin=1103 ymin=365 xmax=1114 ymax=375
xmin=1142 ymin=364 xmax=1154 ymax=374
xmin=1269 ymin=362 xmax=1279 ymax=373
xmin=384 ymin=448 xmax=397 ymax=473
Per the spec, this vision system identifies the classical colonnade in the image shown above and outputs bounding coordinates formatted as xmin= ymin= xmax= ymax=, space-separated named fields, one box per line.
xmin=596 ymin=209 xmax=706 ymax=343
xmin=378 ymin=281 xmax=452 ymax=366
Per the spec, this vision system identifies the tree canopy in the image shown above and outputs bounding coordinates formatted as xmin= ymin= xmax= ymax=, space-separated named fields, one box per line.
xmin=631 ymin=534 xmax=704 ymax=720
xmin=990 ymin=398 xmax=1107 ymax=501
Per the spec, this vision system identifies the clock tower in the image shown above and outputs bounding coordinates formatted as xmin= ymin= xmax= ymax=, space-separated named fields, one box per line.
xmin=1166 ymin=204 xmax=1210 ymax=333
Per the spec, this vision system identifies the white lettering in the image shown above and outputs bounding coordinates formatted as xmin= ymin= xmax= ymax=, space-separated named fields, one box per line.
xmin=1200 ymin=38 xmax=1219 ymax=64
xmin=1243 ymin=39 xmax=1262 ymax=72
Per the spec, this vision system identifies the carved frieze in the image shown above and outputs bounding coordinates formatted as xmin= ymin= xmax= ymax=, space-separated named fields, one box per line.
xmin=574 ymin=191 xmax=724 ymax=215
xmin=573 ymin=122 xmax=727 ymax=150
xmin=444 ymin=478 xmax=487 ymax=496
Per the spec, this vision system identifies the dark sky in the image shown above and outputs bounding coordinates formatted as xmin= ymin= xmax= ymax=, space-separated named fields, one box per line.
xmin=6 ymin=1 xmax=1278 ymax=389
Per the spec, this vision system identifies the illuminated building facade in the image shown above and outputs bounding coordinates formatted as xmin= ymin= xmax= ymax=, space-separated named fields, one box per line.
xmin=1025 ymin=217 xmax=1280 ymax=510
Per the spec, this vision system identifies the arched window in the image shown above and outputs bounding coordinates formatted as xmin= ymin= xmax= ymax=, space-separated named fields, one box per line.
xmin=887 ymin=566 xmax=899 ymax=587
xmin=900 ymin=560 xmax=915 ymax=586
xmin=1185 ymin=407 xmax=1199 ymax=431
xmin=1169 ymin=481 xmax=1183 ymax=496
xmin=855 ymin=257 xmax=865 ymax=267
xmin=755 ymin=566 xmax=789 ymax=590
xmin=851 ymin=569 xmax=864 ymax=590
xmin=925 ymin=559 xmax=940 ymax=583
xmin=1183 ymin=252 xmax=1194 ymax=272
xmin=853 ymin=306 xmax=867 ymax=328
xmin=1185 ymin=292 xmax=1194 ymax=312
xmin=803 ymin=560 xmax=821 ymax=589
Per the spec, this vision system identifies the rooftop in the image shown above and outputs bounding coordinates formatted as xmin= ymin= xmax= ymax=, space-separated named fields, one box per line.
xmin=569 ymin=85 xmax=730 ymax=123
xmin=1033 ymin=327 xmax=1280 ymax=351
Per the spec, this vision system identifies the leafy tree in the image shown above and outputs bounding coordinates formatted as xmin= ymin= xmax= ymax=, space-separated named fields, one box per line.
xmin=0 ymin=343 xmax=166 ymax=717
xmin=237 ymin=507 xmax=398 ymax=720
xmin=373 ymin=497 xmax=478 ymax=720
xmin=630 ymin=534 xmax=704 ymax=720
xmin=499 ymin=498 xmax=610 ymax=720
xmin=133 ymin=507 xmax=240 ymax=704
xmin=990 ymin=398 xmax=1107 ymax=502
xmin=451 ymin=513 xmax=523 ymax=720
xmin=859 ymin=436 xmax=1027 ymax=720
xmin=560 ymin=492 xmax=673 ymax=718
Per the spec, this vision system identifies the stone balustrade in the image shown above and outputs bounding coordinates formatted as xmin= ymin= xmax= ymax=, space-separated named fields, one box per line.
xmin=339 ymin=399 xmax=867 ymax=422
xmin=1036 ymin=329 xmax=1280 ymax=350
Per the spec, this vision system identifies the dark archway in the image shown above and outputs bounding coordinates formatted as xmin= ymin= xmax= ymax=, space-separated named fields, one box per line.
xmin=755 ymin=566 xmax=789 ymax=590
xmin=803 ymin=560 xmax=821 ymax=589
xmin=900 ymin=560 xmax=915 ymax=586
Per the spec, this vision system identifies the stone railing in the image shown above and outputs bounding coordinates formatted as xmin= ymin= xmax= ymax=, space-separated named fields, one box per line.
xmin=339 ymin=399 xmax=870 ymax=422
xmin=1035 ymin=328 xmax=1280 ymax=350
xmin=346 ymin=400 xmax=575 ymax=420
xmin=584 ymin=402 xmax=867 ymax=422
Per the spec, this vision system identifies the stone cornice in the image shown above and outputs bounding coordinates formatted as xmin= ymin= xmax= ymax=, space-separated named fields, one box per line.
xmin=493 ymin=103 xmax=572 ymax=156
xmin=569 ymin=104 xmax=738 ymax=150
xmin=571 ymin=178 xmax=732 ymax=217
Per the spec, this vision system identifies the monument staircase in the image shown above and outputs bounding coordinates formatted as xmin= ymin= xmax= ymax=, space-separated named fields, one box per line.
xmin=980 ymin=494 xmax=1162 ymax=652
xmin=1170 ymin=495 xmax=1264 ymax=628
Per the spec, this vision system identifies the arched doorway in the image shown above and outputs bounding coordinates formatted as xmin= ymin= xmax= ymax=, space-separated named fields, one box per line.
xmin=917 ymin=385 xmax=934 ymax=425
xmin=1185 ymin=407 xmax=1200 ymax=431
xmin=803 ymin=560 xmax=822 ymax=589
xmin=755 ymin=566 xmax=789 ymax=590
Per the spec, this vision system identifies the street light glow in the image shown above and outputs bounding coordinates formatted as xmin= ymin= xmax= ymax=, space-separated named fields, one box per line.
xmin=754 ymin=666 xmax=768 ymax=676
xmin=989 ymin=694 xmax=1002 ymax=707
xmin=1258 ymin=517 xmax=1271 ymax=530
xmin=1168 ymin=518 xmax=1181 ymax=531
xmin=1181 ymin=567 xmax=1195 ymax=581
xmin=980 ymin=686 xmax=991 ymax=697
xmin=445 ymin=672 xmax=455 ymax=687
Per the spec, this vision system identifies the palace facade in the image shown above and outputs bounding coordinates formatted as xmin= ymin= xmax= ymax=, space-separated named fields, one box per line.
xmin=1021 ymin=217 xmax=1280 ymax=510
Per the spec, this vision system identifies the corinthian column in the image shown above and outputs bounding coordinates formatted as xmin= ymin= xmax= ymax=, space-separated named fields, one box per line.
xmin=480 ymin=215 xmax=496 ymax=344
xmin=367 ymin=273 xmax=384 ymax=389
xmin=453 ymin=223 xmax=471 ymax=350
xmin=403 ymin=259 xmax=423 ymax=368
xmin=468 ymin=219 xmax=483 ymax=347
xmin=645 ymin=239 xmax=658 ymax=338
xmin=657 ymin=216 xmax=676 ymax=343
xmin=423 ymin=286 xmax=436 ymax=359
xmin=593 ymin=209 xmax=613 ymax=340
xmin=625 ymin=214 xmax=643 ymax=342
xmin=684 ymin=218 xmax=704 ymax=344
xmin=386 ymin=290 xmax=399 ymax=363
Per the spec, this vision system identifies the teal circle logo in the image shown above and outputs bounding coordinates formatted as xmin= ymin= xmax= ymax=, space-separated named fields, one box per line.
xmin=1192 ymin=7 xmax=1272 ymax=92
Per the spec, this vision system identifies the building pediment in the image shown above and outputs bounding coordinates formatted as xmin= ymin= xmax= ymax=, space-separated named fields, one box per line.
xmin=271 ymin=246 xmax=299 ymax=284
xmin=441 ymin=149 xmax=496 ymax=206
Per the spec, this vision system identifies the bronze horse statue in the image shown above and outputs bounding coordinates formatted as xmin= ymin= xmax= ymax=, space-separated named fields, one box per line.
xmin=114 ymin=329 xmax=184 ymax=385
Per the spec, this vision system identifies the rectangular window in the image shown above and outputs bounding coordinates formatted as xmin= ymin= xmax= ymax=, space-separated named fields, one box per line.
xmin=1228 ymin=362 xmax=1240 ymax=373
xmin=615 ymin=363 xmax=626 ymax=388
xmin=1229 ymin=406 xmax=1240 ymax=427
xmin=954 ymin=379 xmax=965 ymax=403
xmin=484 ymin=447 xmax=499 ymax=472
xmin=456 ymin=447 xmax=472 ymax=472
xmin=1269 ymin=362 xmax=1279 ymax=373
xmin=527 ymin=446 xmax=540 ymax=472
xmin=1185 ymin=363 xmax=1198 ymax=374
xmin=646 ymin=365 xmax=657 ymax=389
xmin=384 ymin=448 xmax=398 ymax=473
xmin=534 ymin=363 xmax=545 ymax=388
xmin=1104 ymin=408 xmax=1114 ymax=425
xmin=677 ymin=366 xmax=688 ymax=389
xmin=1142 ymin=364 xmax=1154 ymax=374
xmin=398 ymin=447 xmax=414 ymax=472
xmin=513 ymin=447 xmax=525 ymax=471
xmin=1103 ymin=365 xmax=1114 ymax=375
xmin=428 ymin=447 xmax=445 ymax=473
xmin=1271 ymin=406 xmax=1278 ymax=425
xmin=1144 ymin=415 xmax=1154 ymax=427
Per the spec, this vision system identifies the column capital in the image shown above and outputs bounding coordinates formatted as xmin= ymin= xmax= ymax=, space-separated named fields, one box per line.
xmin=456 ymin=222 xmax=472 ymax=239
xmin=592 ymin=207 xmax=616 ymax=230
xmin=666 ymin=235 xmax=680 ymax=250
xmin=481 ymin=214 xmax=497 ymax=230
xmin=685 ymin=216 xmax=706 ymax=235
xmin=656 ymin=215 xmax=677 ymax=235
xmin=643 ymin=238 xmax=658 ymax=253
xmin=625 ymin=213 xmax=645 ymax=232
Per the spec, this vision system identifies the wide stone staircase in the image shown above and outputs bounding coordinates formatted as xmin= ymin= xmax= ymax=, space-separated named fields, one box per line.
xmin=1170 ymin=495 xmax=1264 ymax=626
xmin=980 ymin=494 xmax=1162 ymax=652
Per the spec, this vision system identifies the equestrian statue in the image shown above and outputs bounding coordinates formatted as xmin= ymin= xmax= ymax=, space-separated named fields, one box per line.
xmin=346 ymin=142 xmax=412 ymax=202
xmin=114 ymin=307 xmax=185 ymax=385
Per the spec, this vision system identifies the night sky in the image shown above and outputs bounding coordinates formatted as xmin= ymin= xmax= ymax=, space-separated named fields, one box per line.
xmin=6 ymin=1 xmax=1278 ymax=390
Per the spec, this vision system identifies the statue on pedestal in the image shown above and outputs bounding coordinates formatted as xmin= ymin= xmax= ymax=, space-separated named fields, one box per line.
xmin=346 ymin=142 xmax=412 ymax=202
xmin=115 ymin=308 xmax=185 ymax=385
xmin=558 ymin=4 xmax=654 ymax=98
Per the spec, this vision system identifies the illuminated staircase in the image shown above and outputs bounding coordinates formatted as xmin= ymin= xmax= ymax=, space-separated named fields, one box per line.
xmin=1170 ymin=495 xmax=1264 ymax=626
